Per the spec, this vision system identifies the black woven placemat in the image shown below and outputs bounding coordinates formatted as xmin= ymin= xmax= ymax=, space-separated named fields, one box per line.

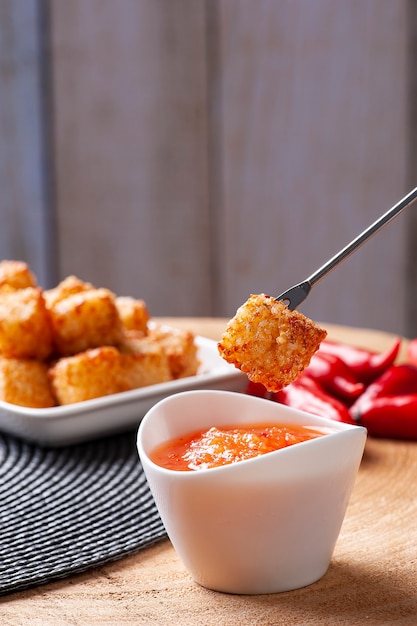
xmin=0 ymin=430 xmax=167 ymax=595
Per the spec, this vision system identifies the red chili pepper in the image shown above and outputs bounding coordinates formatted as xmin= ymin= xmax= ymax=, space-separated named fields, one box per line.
xmin=351 ymin=396 xmax=417 ymax=439
xmin=273 ymin=375 xmax=354 ymax=424
xmin=304 ymin=352 xmax=364 ymax=404
xmin=246 ymin=381 xmax=270 ymax=399
xmin=318 ymin=338 xmax=401 ymax=384
xmin=406 ymin=338 xmax=417 ymax=367
xmin=350 ymin=364 xmax=417 ymax=439
xmin=351 ymin=364 xmax=417 ymax=409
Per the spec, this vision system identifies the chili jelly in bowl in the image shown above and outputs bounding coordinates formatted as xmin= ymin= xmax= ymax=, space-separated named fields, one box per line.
xmin=137 ymin=389 xmax=366 ymax=595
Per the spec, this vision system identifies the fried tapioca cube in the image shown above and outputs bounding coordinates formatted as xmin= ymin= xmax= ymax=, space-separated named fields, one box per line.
xmin=49 ymin=346 xmax=128 ymax=404
xmin=115 ymin=296 xmax=150 ymax=334
xmin=0 ymin=357 xmax=55 ymax=408
xmin=43 ymin=275 xmax=94 ymax=309
xmin=122 ymin=338 xmax=172 ymax=388
xmin=147 ymin=324 xmax=199 ymax=379
xmin=118 ymin=329 xmax=153 ymax=355
xmin=49 ymin=288 xmax=124 ymax=356
xmin=218 ymin=293 xmax=327 ymax=393
xmin=0 ymin=260 xmax=37 ymax=291
xmin=0 ymin=287 xmax=53 ymax=359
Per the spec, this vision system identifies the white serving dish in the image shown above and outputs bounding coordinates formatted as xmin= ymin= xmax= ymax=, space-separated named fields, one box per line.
xmin=0 ymin=335 xmax=247 ymax=447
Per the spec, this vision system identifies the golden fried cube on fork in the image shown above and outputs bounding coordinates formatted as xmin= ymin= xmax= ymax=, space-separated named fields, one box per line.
xmin=0 ymin=287 xmax=53 ymax=359
xmin=115 ymin=296 xmax=150 ymax=334
xmin=0 ymin=357 xmax=56 ymax=408
xmin=218 ymin=293 xmax=327 ymax=392
xmin=49 ymin=346 xmax=128 ymax=404
xmin=121 ymin=333 xmax=173 ymax=388
xmin=147 ymin=324 xmax=199 ymax=379
xmin=49 ymin=288 xmax=124 ymax=356
xmin=0 ymin=260 xmax=37 ymax=291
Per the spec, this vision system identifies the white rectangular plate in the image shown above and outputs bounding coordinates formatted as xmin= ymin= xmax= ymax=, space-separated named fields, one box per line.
xmin=0 ymin=335 xmax=248 ymax=447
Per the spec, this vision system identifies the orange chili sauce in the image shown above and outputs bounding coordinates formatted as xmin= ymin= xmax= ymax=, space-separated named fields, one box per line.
xmin=150 ymin=423 xmax=326 ymax=471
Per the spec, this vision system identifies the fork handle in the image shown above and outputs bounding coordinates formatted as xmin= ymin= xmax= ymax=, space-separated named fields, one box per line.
xmin=307 ymin=187 xmax=417 ymax=287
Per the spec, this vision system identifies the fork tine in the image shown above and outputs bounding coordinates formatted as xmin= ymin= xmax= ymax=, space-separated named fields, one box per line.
xmin=276 ymin=281 xmax=312 ymax=310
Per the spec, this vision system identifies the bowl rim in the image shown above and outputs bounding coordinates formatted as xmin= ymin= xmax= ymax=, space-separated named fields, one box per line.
xmin=137 ymin=389 xmax=367 ymax=476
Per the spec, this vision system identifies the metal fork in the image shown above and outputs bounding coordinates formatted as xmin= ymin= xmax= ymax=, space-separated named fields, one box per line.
xmin=277 ymin=186 xmax=417 ymax=310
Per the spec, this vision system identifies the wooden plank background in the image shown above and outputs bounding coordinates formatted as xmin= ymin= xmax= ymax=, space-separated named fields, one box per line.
xmin=214 ymin=0 xmax=408 ymax=333
xmin=1 ymin=0 xmax=415 ymax=335
xmin=0 ymin=0 xmax=54 ymax=287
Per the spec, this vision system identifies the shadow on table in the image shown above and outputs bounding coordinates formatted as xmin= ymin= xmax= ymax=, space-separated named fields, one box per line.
xmin=237 ymin=559 xmax=417 ymax=624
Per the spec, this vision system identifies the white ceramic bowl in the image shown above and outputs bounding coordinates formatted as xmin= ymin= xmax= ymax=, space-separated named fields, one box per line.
xmin=137 ymin=390 xmax=366 ymax=595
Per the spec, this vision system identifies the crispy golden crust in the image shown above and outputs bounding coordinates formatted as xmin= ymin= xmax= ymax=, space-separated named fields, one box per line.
xmin=49 ymin=288 xmax=124 ymax=356
xmin=0 ymin=357 xmax=55 ymax=408
xmin=43 ymin=275 xmax=94 ymax=309
xmin=147 ymin=324 xmax=200 ymax=379
xmin=0 ymin=260 xmax=37 ymax=291
xmin=115 ymin=296 xmax=150 ymax=334
xmin=0 ymin=287 xmax=53 ymax=360
xmin=49 ymin=341 xmax=174 ymax=404
xmin=49 ymin=346 xmax=129 ymax=404
xmin=118 ymin=330 xmax=156 ymax=355
xmin=218 ymin=293 xmax=327 ymax=392
xmin=121 ymin=338 xmax=172 ymax=388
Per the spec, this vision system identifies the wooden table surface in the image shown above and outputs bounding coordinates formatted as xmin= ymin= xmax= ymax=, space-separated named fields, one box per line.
xmin=1 ymin=318 xmax=417 ymax=625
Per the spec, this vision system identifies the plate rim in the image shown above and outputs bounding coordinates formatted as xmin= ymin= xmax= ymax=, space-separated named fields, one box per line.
xmin=0 ymin=331 xmax=247 ymax=445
